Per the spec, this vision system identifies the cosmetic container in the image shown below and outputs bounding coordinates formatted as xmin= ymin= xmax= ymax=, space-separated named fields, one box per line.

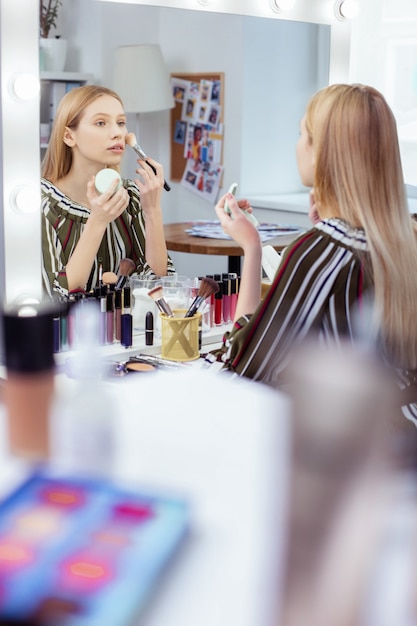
xmin=50 ymin=300 xmax=116 ymax=478
xmin=222 ymin=278 xmax=231 ymax=323
xmin=214 ymin=282 xmax=223 ymax=326
xmin=145 ymin=311 xmax=154 ymax=346
xmin=106 ymin=291 xmax=115 ymax=344
xmin=230 ymin=277 xmax=238 ymax=320
xmin=2 ymin=303 xmax=62 ymax=461
xmin=114 ymin=288 xmax=122 ymax=341
xmin=121 ymin=286 xmax=133 ymax=348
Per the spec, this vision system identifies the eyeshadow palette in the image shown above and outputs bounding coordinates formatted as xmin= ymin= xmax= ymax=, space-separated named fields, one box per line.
xmin=0 ymin=470 xmax=190 ymax=625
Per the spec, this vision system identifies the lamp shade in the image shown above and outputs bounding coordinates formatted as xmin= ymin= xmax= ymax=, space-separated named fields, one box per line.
xmin=113 ymin=44 xmax=174 ymax=113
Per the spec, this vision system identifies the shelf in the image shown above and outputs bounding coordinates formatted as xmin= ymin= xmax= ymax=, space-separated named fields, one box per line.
xmin=40 ymin=71 xmax=94 ymax=83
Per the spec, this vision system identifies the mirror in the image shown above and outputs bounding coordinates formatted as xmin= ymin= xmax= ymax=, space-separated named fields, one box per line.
xmin=0 ymin=0 xmax=351 ymax=306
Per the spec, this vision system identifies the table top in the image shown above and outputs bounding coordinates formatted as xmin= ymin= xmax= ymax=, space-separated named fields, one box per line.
xmin=164 ymin=222 xmax=301 ymax=257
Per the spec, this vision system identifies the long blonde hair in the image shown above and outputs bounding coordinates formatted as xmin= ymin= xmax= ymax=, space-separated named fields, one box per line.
xmin=41 ymin=85 xmax=124 ymax=183
xmin=305 ymin=84 xmax=417 ymax=368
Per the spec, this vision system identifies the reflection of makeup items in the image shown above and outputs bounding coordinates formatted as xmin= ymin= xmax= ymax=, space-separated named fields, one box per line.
xmin=116 ymin=258 xmax=136 ymax=289
xmin=3 ymin=302 xmax=62 ymax=460
xmin=145 ymin=311 xmax=154 ymax=346
xmin=129 ymin=354 xmax=190 ymax=369
xmin=185 ymin=277 xmax=219 ymax=318
xmin=121 ymin=286 xmax=133 ymax=348
xmin=125 ymin=132 xmax=171 ymax=192
xmin=148 ymin=285 xmax=174 ymax=318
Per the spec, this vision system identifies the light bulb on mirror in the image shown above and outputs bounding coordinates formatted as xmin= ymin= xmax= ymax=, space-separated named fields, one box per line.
xmin=9 ymin=73 xmax=40 ymax=102
xmin=270 ymin=0 xmax=296 ymax=13
xmin=335 ymin=0 xmax=359 ymax=20
xmin=11 ymin=185 xmax=41 ymax=214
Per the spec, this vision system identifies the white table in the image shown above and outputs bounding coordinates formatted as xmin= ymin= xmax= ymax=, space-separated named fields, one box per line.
xmin=0 ymin=330 xmax=292 ymax=626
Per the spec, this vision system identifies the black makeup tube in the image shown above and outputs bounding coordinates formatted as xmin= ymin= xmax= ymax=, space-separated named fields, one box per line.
xmin=121 ymin=286 xmax=133 ymax=348
xmin=145 ymin=311 xmax=154 ymax=346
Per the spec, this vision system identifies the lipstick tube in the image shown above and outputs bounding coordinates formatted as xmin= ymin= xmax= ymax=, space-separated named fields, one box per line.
xmin=230 ymin=277 xmax=238 ymax=321
xmin=106 ymin=291 xmax=115 ymax=344
xmin=214 ymin=281 xmax=223 ymax=326
xmin=145 ymin=311 xmax=154 ymax=346
xmin=114 ymin=288 xmax=122 ymax=342
xmin=121 ymin=286 xmax=133 ymax=348
xmin=222 ymin=278 xmax=231 ymax=323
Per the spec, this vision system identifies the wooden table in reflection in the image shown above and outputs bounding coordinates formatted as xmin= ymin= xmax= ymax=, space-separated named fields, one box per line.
xmin=163 ymin=222 xmax=301 ymax=275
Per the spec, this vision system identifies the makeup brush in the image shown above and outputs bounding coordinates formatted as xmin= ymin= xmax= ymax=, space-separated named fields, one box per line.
xmin=116 ymin=258 xmax=136 ymax=289
xmin=185 ymin=277 xmax=219 ymax=317
xmin=148 ymin=285 xmax=174 ymax=318
xmin=125 ymin=132 xmax=171 ymax=192
xmin=102 ymin=271 xmax=118 ymax=288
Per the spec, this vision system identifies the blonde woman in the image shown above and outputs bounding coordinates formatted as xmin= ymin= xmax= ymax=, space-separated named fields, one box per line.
xmin=215 ymin=84 xmax=417 ymax=428
xmin=41 ymin=85 xmax=175 ymax=298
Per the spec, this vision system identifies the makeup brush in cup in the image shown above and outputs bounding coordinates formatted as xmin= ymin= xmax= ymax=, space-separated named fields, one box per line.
xmin=148 ymin=285 xmax=174 ymax=318
xmin=125 ymin=133 xmax=171 ymax=192
xmin=185 ymin=277 xmax=219 ymax=318
xmin=116 ymin=258 xmax=136 ymax=289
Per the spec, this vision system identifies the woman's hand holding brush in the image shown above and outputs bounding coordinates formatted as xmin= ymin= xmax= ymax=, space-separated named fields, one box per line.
xmin=126 ymin=133 xmax=171 ymax=192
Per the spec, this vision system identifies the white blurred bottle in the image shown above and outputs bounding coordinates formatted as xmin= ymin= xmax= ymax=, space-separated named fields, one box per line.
xmin=50 ymin=300 xmax=116 ymax=477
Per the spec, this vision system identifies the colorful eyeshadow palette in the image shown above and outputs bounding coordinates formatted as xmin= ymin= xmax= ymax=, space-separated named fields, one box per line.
xmin=0 ymin=470 xmax=190 ymax=625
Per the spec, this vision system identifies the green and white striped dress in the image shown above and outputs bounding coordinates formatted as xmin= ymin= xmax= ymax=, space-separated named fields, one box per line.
xmin=41 ymin=178 xmax=175 ymax=298
xmin=218 ymin=218 xmax=417 ymax=427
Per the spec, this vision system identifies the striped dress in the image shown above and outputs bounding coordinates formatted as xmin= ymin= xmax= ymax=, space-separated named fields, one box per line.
xmin=218 ymin=218 xmax=417 ymax=427
xmin=41 ymin=178 xmax=175 ymax=298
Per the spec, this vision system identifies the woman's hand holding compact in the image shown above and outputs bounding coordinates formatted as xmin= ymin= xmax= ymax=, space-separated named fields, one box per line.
xmin=87 ymin=176 xmax=129 ymax=226
xmin=215 ymin=192 xmax=261 ymax=253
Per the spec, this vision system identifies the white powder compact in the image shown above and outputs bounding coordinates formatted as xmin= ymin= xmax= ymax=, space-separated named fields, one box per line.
xmin=95 ymin=168 xmax=122 ymax=194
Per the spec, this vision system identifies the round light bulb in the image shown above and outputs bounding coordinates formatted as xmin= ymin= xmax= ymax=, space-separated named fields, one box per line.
xmin=10 ymin=73 xmax=40 ymax=101
xmin=335 ymin=0 xmax=359 ymax=20
xmin=11 ymin=185 xmax=40 ymax=214
xmin=270 ymin=0 xmax=296 ymax=12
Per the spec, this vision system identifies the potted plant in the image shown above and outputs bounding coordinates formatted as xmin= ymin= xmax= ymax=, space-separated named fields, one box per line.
xmin=39 ymin=1 xmax=67 ymax=72
xmin=40 ymin=0 xmax=62 ymax=39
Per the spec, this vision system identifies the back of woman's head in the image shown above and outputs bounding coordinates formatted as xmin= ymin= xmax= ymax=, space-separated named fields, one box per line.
xmin=41 ymin=85 xmax=124 ymax=182
xmin=306 ymin=84 xmax=405 ymax=228
xmin=306 ymin=84 xmax=417 ymax=369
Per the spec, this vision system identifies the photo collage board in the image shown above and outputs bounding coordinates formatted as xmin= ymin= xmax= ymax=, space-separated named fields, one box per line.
xmin=170 ymin=73 xmax=224 ymax=203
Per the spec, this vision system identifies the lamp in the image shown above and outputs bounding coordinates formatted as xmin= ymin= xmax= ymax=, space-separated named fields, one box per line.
xmin=113 ymin=44 xmax=174 ymax=114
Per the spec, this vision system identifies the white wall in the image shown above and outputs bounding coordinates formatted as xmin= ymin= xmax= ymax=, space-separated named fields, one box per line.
xmin=350 ymin=0 xmax=417 ymax=187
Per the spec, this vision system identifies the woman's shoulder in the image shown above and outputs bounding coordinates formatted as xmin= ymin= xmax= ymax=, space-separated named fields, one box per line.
xmin=315 ymin=218 xmax=368 ymax=251
xmin=41 ymin=178 xmax=89 ymax=223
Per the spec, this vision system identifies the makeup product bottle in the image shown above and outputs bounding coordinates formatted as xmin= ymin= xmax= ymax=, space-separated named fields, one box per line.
xmin=145 ymin=311 xmax=154 ymax=346
xmin=106 ymin=291 xmax=115 ymax=344
xmin=222 ymin=278 xmax=231 ymax=323
xmin=121 ymin=286 xmax=133 ymax=348
xmin=2 ymin=303 xmax=61 ymax=461
xmin=50 ymin=300 xmax=116 ymax=478
xmin=230 ymin=277 xmax=238 ymax=321
xmin=214 ymin=281 xmax=223 ymax=326
xmin=114 ymin=288 xmax=122 ymax=342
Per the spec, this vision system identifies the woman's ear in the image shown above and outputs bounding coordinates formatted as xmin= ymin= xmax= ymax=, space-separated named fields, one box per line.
xmin=63 ymin=127 xmax=75 ymax=147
